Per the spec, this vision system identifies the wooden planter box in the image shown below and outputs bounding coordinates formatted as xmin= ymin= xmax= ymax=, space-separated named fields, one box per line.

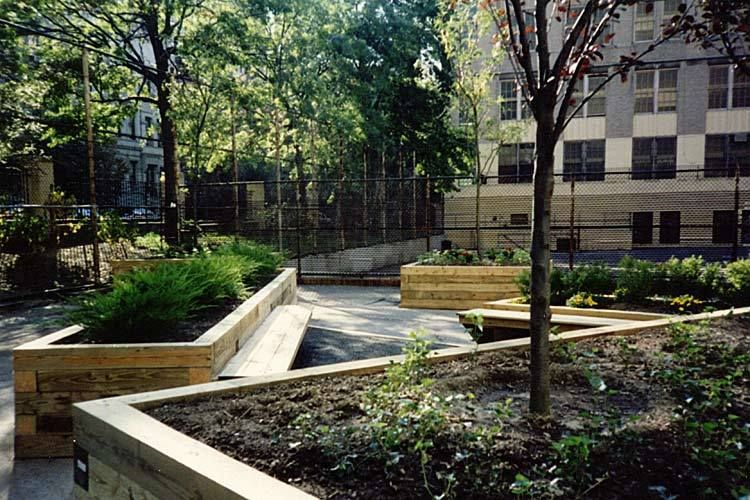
xmin=13 ymin=268 xmax=297 ymax=459
xmin=400 ymin=262 xmax=528 ymax=310
xmin=70 ymin=307 xmax=748 ymax=499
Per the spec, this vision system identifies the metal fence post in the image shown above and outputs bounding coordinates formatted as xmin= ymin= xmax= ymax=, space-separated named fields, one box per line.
xmin=296 ymin=178 xmax=302 ymax=278
xmin=425 ymin=176 xmax=431 ymax=252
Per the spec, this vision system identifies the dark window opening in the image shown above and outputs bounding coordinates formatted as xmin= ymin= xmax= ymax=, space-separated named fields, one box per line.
xmin=713 ymin=210 xmax=736 ymax=244
xmin=659 ymin=211 xmax=680 ymax=244
xmin=556 ymin=237 xmax=578 ymax=252
xmin=632 ymin=211 xmax=653 ymax=244
xmin=563 ymin=140 xmax=605 ymax=182
xmin=510 ymin=213 xmax=529 ymax=225
xmin=705 ymin=134 xmax=750 ymax=177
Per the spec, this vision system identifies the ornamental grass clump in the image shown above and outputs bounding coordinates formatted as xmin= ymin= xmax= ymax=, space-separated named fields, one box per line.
xmin=67 ymin=255 xmax=250 ymax=343
xmin=214 ymin=240 xmax=285 ymax=278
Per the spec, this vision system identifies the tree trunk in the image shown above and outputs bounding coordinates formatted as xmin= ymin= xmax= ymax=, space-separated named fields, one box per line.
xmin=274 ymin=109 xmax=283 ymax=252
xmin=529 ymin=108 xmax=555 ymax=417
xmin=337 ymin=136 xmax=346 ymax=251
xmin=147 ymin=10 xmax=180 ymax=245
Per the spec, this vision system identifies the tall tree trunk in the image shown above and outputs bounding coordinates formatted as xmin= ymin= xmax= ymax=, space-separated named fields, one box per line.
xmin=569 ymin=172 xmax=576 ymax=270
xmin=398 ymin=146 xmax=404 ymax=241
xmin=147 ymin=10 xmax=180 ymax=244
xmin=473 ymin=122 xmax=482 ymax=253
xmin=529 ymin=108 xmax=555 ymax=417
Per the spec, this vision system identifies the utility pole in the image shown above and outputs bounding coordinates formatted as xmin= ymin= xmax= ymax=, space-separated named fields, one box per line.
xmin=82 ymin=48 xmax=100 ymax=284
xmin=569 ymin=171 xmax=576 ymax=270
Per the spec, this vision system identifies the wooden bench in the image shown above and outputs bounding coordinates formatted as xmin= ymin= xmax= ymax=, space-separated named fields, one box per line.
xmin=219 ymin=305 xmax=311 ymax=379
xmin=458 ymin=308 xmax=634 ymax=334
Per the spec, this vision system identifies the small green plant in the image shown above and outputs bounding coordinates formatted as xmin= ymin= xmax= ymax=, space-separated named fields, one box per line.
xmin=0 ymin=211 xmax=48 ymax=253
xmin=566 ymin=292 xmax=598 ymax=308
xmin=615 ymin=256 xmax=655 ymax=303
xmin=464 ymin=311 xmax=484 ymax=343
xmin=97 ymin=211 xmax=134 ymax=243
xmin=417 ymin=248 xmax=477 ymax=265
xmin=484 ymin=247 xmax=531 ymax=265
xmin=563 ymin=263 xmax=614 ymax=297
xmin=669 ymin=294 xmax=704 ymax=314
xmin=134 ymin=232 xmax=168 ymax=253
xmin=723 ymin=258 xmax=750 ymax=306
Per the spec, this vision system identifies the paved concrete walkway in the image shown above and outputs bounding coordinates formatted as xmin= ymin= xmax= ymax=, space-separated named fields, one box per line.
xmin=0 ymin=300 xmax=73 ymax=500
xmin=297 ymin=285 xmax=471 ymax=347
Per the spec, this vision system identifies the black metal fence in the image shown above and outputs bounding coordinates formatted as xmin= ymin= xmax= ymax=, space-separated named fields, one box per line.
xmin=184 ymin=167 xmax=750 ymax=277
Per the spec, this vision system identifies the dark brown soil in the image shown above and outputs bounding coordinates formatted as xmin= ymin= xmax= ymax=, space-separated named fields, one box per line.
xmin=148 ymin=316 xmax=750 ymax=499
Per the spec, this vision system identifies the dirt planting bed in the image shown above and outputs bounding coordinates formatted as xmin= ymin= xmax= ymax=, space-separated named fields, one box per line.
xmin=148 ymin=315 xmax=750 ymax=499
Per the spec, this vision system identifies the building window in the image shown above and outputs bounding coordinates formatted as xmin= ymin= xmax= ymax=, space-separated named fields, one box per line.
xmin=556 ymin=237 xmax=578 ymax=252
xmin=147 ymin=164 xmax=158 ymax=198
xmin=708 ymin=64 xmax=750 ymax=109
xmin=663 ymin=0 xmax=683 ymax=25
xmin=632 ymin=137 xmax=677 ymax=179
xmin=713 ymin=210 xmax=736 ymax=244
xmin=659 ymin=211 xmax=680 ymax=244
xmin=129 ymin=160 xmax=138 ymax=189
xmin=567 ymin=74 xmax=607 ymax=118
xmin=634 ymin=2 xmax=655 ymax=42
xmin=498 ymin=143 xmax=534 ymax=183
xmin=510 ymin=213 xmax=529 ymax=225
xmin=563 ymin=140 xmax=605 ymax=182
xmin=704 ymin=134 xmax=750 ymax=177
xmin=498 ymin=78 xmax=530 ymax=121
xmin=634 ymin=68 xmax=678 ymax=113
xmin=632 ymin=211 xmax=654 ymax=244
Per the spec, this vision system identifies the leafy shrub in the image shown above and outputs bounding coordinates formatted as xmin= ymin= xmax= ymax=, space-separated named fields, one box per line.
xmin=417 ymin=248 xmax=477 ymax=265
xmin=563 ymin=263 xmax=614 ymax=297
xmin=68 ymin=255 xmax=248 ymax=342
xmin=0 ymin=212 xmax=48 ymax=253
xmin=614 ymin=256 xmax=655 ymax=303
xmin=134 ymin=232 xmax=168 ymax=253
xmin=723 ymin=258 xmax=750 ymax=305
xmin=514 ymin=267 xmax=567 ymax=305
xmin=213 ymin=240 xmax=284 ymax=277
xmin=483 ymin=247 xmax=531 ymax=265
xmin=653 ymin=256 xmax=722 ymax=299
xmin=669 ymin=294 xmax=704 ymax=314
xmin=566 ymin=293 xmax=598 ymax=308
xmin=97 ymin=211 xmax=133 ymax=243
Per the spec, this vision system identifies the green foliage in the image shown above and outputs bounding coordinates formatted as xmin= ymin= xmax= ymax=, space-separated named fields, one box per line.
xmin=615 ymin=256 xmax=656 ymax=303
xmin=483 ymin=248 xmax=531 ymax=265
xmin=653 ymin=256 xmax=725 ymax=300
xmin=515 ymin=267 xmax=567 ymax=305
xmin=658 ymin=320 xmax=750 ymax=495
xmin=564 ymin=263 xmax=614 ymax=297
xmin=134 ymin=232 xmax=168 ymax=253
xmin=97 ymin=211 xmax=133 ymax=243
xmin=0 ymin=211 xmax=48 ymax=253
xmin=723 ymin=259 xmax=750 ymax=305
xmin=67 ymin=255 xmax=249 ymax=342
xmin=417 ymin=248 xmax=477 ymax=265
xmin=213 ymin=240 xmax=284 ymax=277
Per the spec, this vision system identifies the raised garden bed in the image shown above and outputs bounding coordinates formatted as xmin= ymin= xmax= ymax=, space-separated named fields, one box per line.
xmin=13 ymin=267 xmax=297 ymax=459
xmin=400 ymin=262 xmax=529 ymax=310
xmin=71 ymin=307 xmax=749 ymax=499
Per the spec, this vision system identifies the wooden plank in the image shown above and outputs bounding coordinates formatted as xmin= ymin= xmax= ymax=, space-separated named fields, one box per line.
xmin=402 ymin=290 xmax=514 ymax=301
xmin=188 ymin=367 xmax=212 ymax=385
xmin=37 ymin=368 xmax=190 ymax=393
xmin=16 ymin=391 xmax=118 ymax=416
xmin=457 ymin=309 xmax=633 ymax=329
xmin=73 ymin=402 xmax=316 ymax=500
xmin=14 ymin=345 xmax=212 ymax=371
xmin=400 ymin=299 xmax=484 ymax=310
xmin=15 ymin=433 xmax=72 ymax=458
xmin=16 ymin=414 xmax=36 ymax=435
xmin=401 ymin=265 xmax=526 ymax=276
xmin=482 ymin=300 xmax=668 ymax=321
xmin=219 ymin=305 xmax=311 ymax=379
xmin=403 ymin=282 xmax=519 ymax=292
xmin=14 ymin=371 xmax=36 ymax=392
xmin=403 ymin=274 xmax=520 ymax=284
xmin=85 ymin=455 xmax=159 ymax=500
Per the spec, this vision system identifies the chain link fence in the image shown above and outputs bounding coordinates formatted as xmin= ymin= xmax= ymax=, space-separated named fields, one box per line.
xmin=184 ymin=167 xmax=750 ymax=278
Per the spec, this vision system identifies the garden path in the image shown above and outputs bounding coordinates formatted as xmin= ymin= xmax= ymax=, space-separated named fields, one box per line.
xmin=0 ymin=299 xmax=73 ymax=500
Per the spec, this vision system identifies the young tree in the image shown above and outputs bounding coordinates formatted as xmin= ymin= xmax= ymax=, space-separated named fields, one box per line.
xmin=680 ymin=0 xmax=750 ymax=73
xmin=437 ymin=0 xmax=524 ymax=252
xmin=482 ymin=0 xmax=685 ymax=415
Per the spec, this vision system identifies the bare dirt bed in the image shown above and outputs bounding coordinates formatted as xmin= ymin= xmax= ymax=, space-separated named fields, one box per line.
xmin=148 ymin=316 xmax=750 ymax=499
